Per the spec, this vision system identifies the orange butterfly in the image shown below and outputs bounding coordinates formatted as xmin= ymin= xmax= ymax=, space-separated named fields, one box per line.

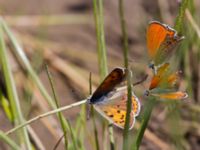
xmin=147 ymin=21 xmax=184 ymax=67
xmin=88 ymin=68 xmax=140 ymax=129
xmin=146 ymin=63 xmax=188 ymax=100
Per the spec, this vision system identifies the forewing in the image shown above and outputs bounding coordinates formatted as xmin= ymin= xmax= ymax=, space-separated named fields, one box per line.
xmin=147 ymin=21 xmax=184 ymax=65
xmin=154 ymin=34 xmax=184 ymax=65
xmin=89 ymin=67 xmax=126 ymax=103
xmin=147 ymin=21 xmax=170 ymax=59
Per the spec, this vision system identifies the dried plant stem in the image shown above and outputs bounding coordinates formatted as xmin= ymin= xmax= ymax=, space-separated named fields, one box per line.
xmin=4 ymin=14 xmax=91 ymax=27
xmin=6 ymin=99 xmax=87 ymax=135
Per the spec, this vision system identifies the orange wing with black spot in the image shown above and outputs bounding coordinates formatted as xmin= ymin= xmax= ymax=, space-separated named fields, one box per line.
xmin=95 ymin=91 xmax=140 ymax=129
xmin=147 ymin=21 xmax=184 ymax=65
xmin=89 ymin=68 xmax=126 ymax=104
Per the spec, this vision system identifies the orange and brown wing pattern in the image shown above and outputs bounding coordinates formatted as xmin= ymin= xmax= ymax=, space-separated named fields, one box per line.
xmin=89 ymin=68 xmax=126 ymax=104
xmin=147 ymin=21 xmax=175 ymax=59
xmin=96 ymin=106 xmax=135 ymax=129
xmin=94 ymin=89 xmax=140 ymax=129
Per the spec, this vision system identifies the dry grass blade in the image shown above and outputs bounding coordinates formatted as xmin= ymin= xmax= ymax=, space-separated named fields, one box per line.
xmin=4 ymin=14 xmax=91 ymax=27
xmin=185 ymin=9 xmax=200 ymax=38
xmin=44 ymin=50 xmax=95 ymax=94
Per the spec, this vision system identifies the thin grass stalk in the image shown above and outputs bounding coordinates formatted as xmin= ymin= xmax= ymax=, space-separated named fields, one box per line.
xmin=1 ymin=19 xmax=55 ymax=111
xmin=98 ymin=0 xmax=108 ymax=78
xmin=118 ymin=0 xmax=133 ymax=149
xmin=67 ymin=120 xmax=77 ymax=150
xmin=93 ymin=0 xmax=115 ymax=149
xmin=90 ymin=72 xmax=100 ymax=150
xmin=45 ymin=65 xmax=68 ymax=150
xmin=93 ymin=0 xmax=108 ymax=79
xmin=131 ymin=98 xmax=156 ymax=150
xmin=174 ymin=0 xmax=189 ymax=33
xmin=0 ymin=130 xmax=21 ymax=150
xmin=1 ymin=19 xmax=71 ymax=136
xmin=0 ymin=20 xmax=32 ymax=149
xmin=6 ymin=99 xmax=87 ymax=135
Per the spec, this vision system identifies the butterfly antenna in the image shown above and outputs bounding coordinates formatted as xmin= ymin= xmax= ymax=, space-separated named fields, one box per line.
xmin=133 ymin=74 xmax=148 ymax=86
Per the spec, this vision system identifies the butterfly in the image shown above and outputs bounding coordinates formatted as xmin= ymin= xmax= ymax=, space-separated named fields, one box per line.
xmin=146 ymin=63 xmax=188 ymax=100
xmin=87 ymin=67 xmax=141 ymax=129
xmin=146 ymin=21 xmax=184 ymax=67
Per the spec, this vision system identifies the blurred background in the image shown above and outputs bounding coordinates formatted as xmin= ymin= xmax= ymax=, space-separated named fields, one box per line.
xmin=0 ymin=0 xmax=199 ymax=149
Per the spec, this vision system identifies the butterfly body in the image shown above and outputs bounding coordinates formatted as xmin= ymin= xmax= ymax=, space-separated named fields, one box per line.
xmin=147 ymin=62 xmax=188 ymax=100
xmin=88 ymin=68 xmax=141 ymax=129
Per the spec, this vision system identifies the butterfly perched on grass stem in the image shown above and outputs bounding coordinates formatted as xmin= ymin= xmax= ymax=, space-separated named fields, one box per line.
xmin=146 ymin=21 xmax=184 ymax=67
xmin=87 ymin=67 xmax=141 ymax=129
xmin=146 ymin=63 xmax=188 ymax=100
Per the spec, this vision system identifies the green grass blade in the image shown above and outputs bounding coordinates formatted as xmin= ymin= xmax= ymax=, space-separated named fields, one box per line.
xmin=0 ymin=91 xmax=14 ymax=121
xmin=0 ymin=19 xmax=31 ymax=149
xmin=93 ymin=0 xmax=115 ymax=149
xmin=1 ymin=18 xmax=71 ymax=140
xmin=0 ymin=130 xmax=21 ymax=150
xmin=89 ymin=72 xmax=100 ymax=150
xmin=132 ymin=97 xmax=156 ymax=150
xmin=93 ymin=0 xmax=108 ymax=79
xmin=174 ymin=0 xmax=189 ymax=32
xmin=45 ymin=65 xmax=68 ymax=150
xmin=118 ymin=0 xmax=133 ymax=149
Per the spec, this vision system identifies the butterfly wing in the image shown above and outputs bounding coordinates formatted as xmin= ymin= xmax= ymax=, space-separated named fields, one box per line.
xmin=166 ymin=71 xmax=181 ymax=88
xmin=149 ymin=63 xmax=169 ymax=90
xmin=94 ymin=88 xmax=140 ymax=129
xmin=147 ymin=21 xmax=184 ymax=65
xmin=89 ymin=67 xmax=126 ymax=104
xmin=151 ymin=91 xmax=188 ymax=100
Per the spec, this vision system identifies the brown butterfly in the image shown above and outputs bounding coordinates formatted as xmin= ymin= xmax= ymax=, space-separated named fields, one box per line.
xmin=88 ymin=68 xmax=141 ymax=129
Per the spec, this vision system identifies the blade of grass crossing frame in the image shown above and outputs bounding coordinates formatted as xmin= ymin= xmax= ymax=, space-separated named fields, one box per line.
xmin=45 ymin=65 xmax=68 ymax=150
xmin=0 ymin=19 xmax=32 ymax=149
xmin=132 ymin=97 xmax=156 ymax=150
xmin=0 ymin=130 xmax=21 ymax=150
xmin=93 ymin=0 xmax=115 ymax=149
xmin=1 ymin=19 xmax=71 ymax=133
xmin=118 ymin=0 xmax=133 ymax=149
xmin=174 ymin=0 xmax=189 ymax=33
xmin=90 ymin=72 xmax=100 ymax=150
